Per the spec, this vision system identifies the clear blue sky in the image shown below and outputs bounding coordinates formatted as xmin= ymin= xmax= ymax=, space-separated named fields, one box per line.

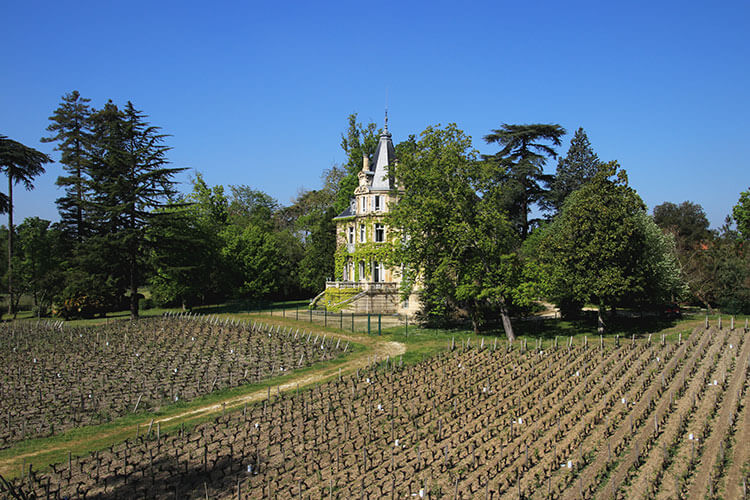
xmin=2 ymin=0 xmax=748 ymax=228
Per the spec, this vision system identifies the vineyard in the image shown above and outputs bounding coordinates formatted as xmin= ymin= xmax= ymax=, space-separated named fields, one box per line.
xmin=0 ymin=315 xmax=347 ymax=449
xmin=2 ymin=323 xmax=750 ymax=499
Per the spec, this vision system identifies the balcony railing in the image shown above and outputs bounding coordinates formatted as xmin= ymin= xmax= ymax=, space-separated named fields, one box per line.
xmin=326 ymin=281 xmax=398 ymax=292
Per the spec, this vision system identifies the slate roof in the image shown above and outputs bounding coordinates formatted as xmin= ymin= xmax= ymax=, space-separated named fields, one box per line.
xmin=370 ymin=128 xmax=396 ymax=191
xmin=333 ymin=202 xmax=355 ymax=220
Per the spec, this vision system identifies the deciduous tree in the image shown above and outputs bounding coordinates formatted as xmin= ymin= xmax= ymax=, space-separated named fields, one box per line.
xmin=13 ymin=217 xmax=63 ymax=317
xmin=390 ymin=124 xmax=523 ymax=340
xmin=536 ymin=161 xmax=680 ymax=330
xmin=336 ymin=114 xmax=379 ymax=214
xmin=733 ymin=188 xmax=750 ymax=240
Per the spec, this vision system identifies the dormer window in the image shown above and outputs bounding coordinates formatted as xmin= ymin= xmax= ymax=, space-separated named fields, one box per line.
xmin=374 ymin=195 xmax=382 ymax=211
xmin=348 ymin=226 xmax=354 ymax=244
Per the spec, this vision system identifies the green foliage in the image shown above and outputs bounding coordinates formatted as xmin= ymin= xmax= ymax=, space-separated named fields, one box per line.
xmin=482 ymin=123 xmax=565 ymax=239
xmin=733 ymin=188 xmax=750 ymax=240
xmin=535 ymin=161 xmax=684 ymax=322
xmin=0 ymin=135 xmax=51 ymax=209
xmin=227 ymin=184 xmax=279 ymax=227
xmin=709 ymin=222 xmax=750 ymax=314
xmin=633 ymin=211 xmax=688 ymax=306
xmin=322 ymin=287 xmax=362 ymax=311
xmin=13 ymin=218 xmax=64 ymax=316
xmin=653 ymin=201 xmax=711 ymax=246
xmin=334 ymin=219 xmax=397 ymax=281
xmin=297 ymin=206 xmax=336 ymax=293
xmin=220 ymin=222 xmax=303 ymax=300
xmin=335 ymin=114 xmax=379 ymax=214
xmin=61 ymin=100 xmax=186 ymax=318
xmin=41 ymin=91 xmax=93 ymax=241
xmin=653 ymin=201 xmax=715 ymax=307
xmin=0 ymin=134 xmax=52 ymax=316
xmin=389 ymin=123 xmax=526 ymax=338
xmin=547 ymin=127 xmax=600 ymax=214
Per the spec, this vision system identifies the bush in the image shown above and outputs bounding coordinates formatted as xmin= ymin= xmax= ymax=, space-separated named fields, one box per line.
xmin=139 ymin=297 xmax=155 ymax=310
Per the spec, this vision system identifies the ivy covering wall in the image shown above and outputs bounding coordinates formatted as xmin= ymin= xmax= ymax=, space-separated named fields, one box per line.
xmin=334 ymin=215 xmax=397 ymax=281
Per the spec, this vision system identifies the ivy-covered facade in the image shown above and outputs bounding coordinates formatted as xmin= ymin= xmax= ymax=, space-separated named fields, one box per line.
xmin=327 ymin=120 xmax=420 ymax=315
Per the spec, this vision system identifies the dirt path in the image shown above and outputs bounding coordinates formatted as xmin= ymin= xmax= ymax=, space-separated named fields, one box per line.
xmin=0 ymin=317 xmax=405 ymax=479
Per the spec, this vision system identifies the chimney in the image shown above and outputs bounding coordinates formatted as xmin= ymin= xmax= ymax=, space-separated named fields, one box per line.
xmin=362 ymin=155 xmax=370 ymax=172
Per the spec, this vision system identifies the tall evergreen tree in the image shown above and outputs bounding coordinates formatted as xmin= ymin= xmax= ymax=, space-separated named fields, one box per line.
xmin=483 ymin=124 xmax=565 ymax=239
xmin=0 ymin=135 xmax=51 ymax=316
xmin=85 ymin=101 xmax=184 ymax=318
xmin=547 ymin=127 xmax=600 ymax=213
xmin=41 ymin=91 xmax=93 ymax=241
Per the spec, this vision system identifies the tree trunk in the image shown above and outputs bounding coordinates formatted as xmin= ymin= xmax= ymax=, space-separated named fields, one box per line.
xmin=130 ymin=270 xmax=139 ymax=319
xmin=7 ymin=175 xmax=13 ymax=318
xmin=499 ymin=297 xmax=515 ymax=342
xmin=75 ymin=137 xmax=83 ymax=243
xmin=129 ymin=238 xmax=139 ymax=319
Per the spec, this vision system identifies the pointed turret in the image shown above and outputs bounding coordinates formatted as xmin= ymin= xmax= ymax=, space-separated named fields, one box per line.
xmin=370 ymin=111 xmax=396 ymax=191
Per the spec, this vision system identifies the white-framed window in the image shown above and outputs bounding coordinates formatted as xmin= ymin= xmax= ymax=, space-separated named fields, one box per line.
xmin=360 ymin=197 xmax=365 ymax=213
xmin=343 ymin=262 xmax=349 ymax=281
xmin=359 ymin=224 xmax=366 ymax=242
xmin=358 ymin=261 xmax=365 ymax=281
xmin=348 ymin=226 xmax=354 ymax=244
xmin=373 ymin=261 xmax=382 ymax=282
xmin=374 ymin=195 xmax=382 ymax=211
xmin=374 ymin=223 xmax=385 ymax=242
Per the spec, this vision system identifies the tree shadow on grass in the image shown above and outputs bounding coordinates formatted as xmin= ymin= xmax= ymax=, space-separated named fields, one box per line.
xmin=194 ymin=299 xmax=310 ymax=315
xmin=508 ymin=312 xmax=685 ymax=340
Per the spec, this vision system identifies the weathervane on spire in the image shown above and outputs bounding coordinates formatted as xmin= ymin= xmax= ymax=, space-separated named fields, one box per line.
xmin=384 ymin=88 xmax=390 ymax=135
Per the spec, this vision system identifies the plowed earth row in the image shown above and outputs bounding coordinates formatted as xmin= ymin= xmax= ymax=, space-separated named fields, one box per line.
xmin=3 ymin=326 xmax=749 ymax=500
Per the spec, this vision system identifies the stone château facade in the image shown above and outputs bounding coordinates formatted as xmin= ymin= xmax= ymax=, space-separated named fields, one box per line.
xmin=325 ymin=118 xmax=420 ymax=316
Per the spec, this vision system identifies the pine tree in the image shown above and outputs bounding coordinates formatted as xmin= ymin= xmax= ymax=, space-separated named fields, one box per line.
xmin=483 ymin=124 xmax=565 ymax=239
xmin=41 ymin=91 xmax=93 ymax=241
xmin=85 ymin=101 xmax=185 ymax=318
xmin=547 ymin=127 xmax=600 ymax=213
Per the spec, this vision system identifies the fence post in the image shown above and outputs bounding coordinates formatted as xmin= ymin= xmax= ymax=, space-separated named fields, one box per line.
xmin=352 ymin=313 xmax=355 ymax=332
xmin=340 ymin=311 xmax=343 ymax=329
xmin=283 ymin=307 xmax=286 ymax=318
xmin=368 ymin=314 xmax=371 ymax=335
xmin=309 ymin=308 xmax=312 ymax=323
xmin=325 ymin=307 xmax=328 ymax=327
xmin=378 ymin=314 xmax=382 ymax=335
xmin=405 ymin=315 xmax=408 ymax=338
xmin=296 ymin=306 xmax=299 ymax=321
